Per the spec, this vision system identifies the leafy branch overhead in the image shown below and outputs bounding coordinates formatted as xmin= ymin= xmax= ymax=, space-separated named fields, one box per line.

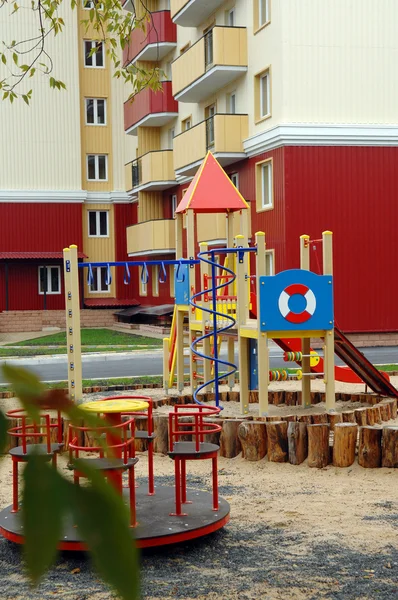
xmin=0 ymin=0 xmax=163 ymax=103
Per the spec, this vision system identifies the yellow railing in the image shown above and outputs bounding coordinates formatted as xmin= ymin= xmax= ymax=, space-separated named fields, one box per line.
xmin=127 ymin=219 xmax=175 ymax=255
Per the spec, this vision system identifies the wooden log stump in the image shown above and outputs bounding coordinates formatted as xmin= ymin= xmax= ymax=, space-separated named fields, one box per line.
xmin=377 ymin=403 xmax=391 ymax=423
xmin=265 ymin=421 xmax=288 ymax=463
xmin=327 ymin=412 xmax=343 ymax=431
xmin=249 ymin=391 xmax=259 ymax=404
xmin=153 ymin=414 xmax=169 ymax=454
xmin=281 ymin=415 xmax=297 ymax=423
xmin=228 ymin=391 xmax=239 ymax=403
xmin=358 ymin=426 xmax=382 ymax=468
xmin=287 ymin=422 xmax=308 ymax=465
xmin=297 ymin=414 xmax=312 ymax=424
xmin=333 ymin=423 xmax=358 ymax=467
xmin=311 ymin=392 xmax=321 ymax=405
xmin=134 ymin=416 xmax=149 ymax=452
xmin=219 ymin=419 xmax=243 ymax=458
xmin=382 ymin=426 xmax=398 ymax=468
xmin=238 ymin=422 xmax=267 ymax=461
xmin=307 ymin=424 xmax=330 ymax=468
xmin=266 ymin=415 xmax=282 ymax=422
xmin=354 ymin=408 xmax=368 ymax=426
xmin=285 ymin=391 xmax=297 ymax=406
xmin=342 ymin=411 xmax=356 ymax=423
xmin=203 ymin=417 xmax=223 ymax=446
xmin=390 ymin=399 xmax=398 ymax=420
xmin=366 ymin=406 xmax=382 ymax=426
xmin=312 ymin=413 xmax=328 ymax=424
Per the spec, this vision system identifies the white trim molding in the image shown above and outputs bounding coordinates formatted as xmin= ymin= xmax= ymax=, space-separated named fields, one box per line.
xmin=128 ymin=249 xmax=175 ymax=257
xmin=244 ymin=124 xmax=398 ymax=157
xmin=0 ymin=190 xmax=131 ymax=204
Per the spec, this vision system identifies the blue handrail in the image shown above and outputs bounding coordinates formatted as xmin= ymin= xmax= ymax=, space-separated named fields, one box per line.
xmin=189 ymin=249 xmax=237 ymax=409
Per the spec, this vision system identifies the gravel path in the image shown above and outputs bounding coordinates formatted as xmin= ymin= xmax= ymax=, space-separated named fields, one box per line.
xmin=1 ymin=454 xmax=397 ymax=600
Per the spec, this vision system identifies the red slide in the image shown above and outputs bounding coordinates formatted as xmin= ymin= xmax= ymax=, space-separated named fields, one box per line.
xmin=250 ymin=291 xmax=397 ymax=396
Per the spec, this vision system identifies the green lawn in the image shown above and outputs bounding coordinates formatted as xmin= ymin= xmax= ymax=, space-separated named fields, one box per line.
xmin=8 ymin=328 xmax=163 ymax=347
xmin=0 ymin=345 xmax=163 ymax=358
xmin=0 ymin=375 xmax=164 ymax=393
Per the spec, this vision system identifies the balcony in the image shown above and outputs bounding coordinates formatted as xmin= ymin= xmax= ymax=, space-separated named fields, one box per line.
xmin=123 ymin=11 xmax=177 ymax=66
xmin=124 ymin=81 xmax=178 ymax=135
xmin=197 ymin=207 xmax=251 ymax=244
xmin=172 ymin=26 xmax=247 ymax=103
xmin=127 ymin=219 xmax=176 ymax=256
xmin=171 ymin=0 xmax=226 ymax=27
xmin=173 ymin=113 xmax=248 ymax=179
xmin=126 ymin=150 xmax=176 ymax=194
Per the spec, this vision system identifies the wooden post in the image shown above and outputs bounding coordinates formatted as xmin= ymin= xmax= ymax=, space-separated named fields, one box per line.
xmin=227 ymin=337 xmax=235 ymax=391
xmin=300 ymin=234 xmax=311 ymax=408
xmin=333 ymin=423 xmax=358 ymax=467
xmin=199 ymin=242 xmax=212 ymax=392
xmin=186 ymin=209 xmax=196 ymax=391
xmin=322 ymin=231 xmax=335 ymax=410
xmin=266 ymin=421 xmax=288 ymax=462
xmin=163 ymin=338 xmax=169 ymax=394
xmin=63 ymin=245 xmax=82 ymax=402
xmin=256 ymin=232 xmax=269 ymax=417
xmin=153 ymin=415 xmax=169 ymax=454
xmin=287 ymin=422 xmax=308 ymax=465
xmin=220 ymin=419 xmax=243 ymax=458
xmin=327 ymin=411 xmax=343 ymax=431
xmin=358 ymin=426 xmax=382 ymax=468
xmin=176 ymin=308 xmax=185 ymax=393
xmin=236 ymin=234 xmax=250 ymax=414
xmin=381 ymin=426 xmax=398 ymax=467
xmin=238 ymin=421 xmax=267 ymax=461
xmin=307 ymin=424 xmax=330 ymax=468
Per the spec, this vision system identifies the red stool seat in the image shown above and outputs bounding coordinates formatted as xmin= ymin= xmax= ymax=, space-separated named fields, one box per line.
xmin=9 ymin=443 xmax=62 ymax=460
xmin=168 ymin=441 xmax=219 ymax=459
xmin=73 ymin=456 xmax=139 ymax=472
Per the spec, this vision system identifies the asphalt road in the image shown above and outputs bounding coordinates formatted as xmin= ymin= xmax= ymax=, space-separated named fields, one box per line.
xmin=1 ymin=346 xmax=398 ymax=384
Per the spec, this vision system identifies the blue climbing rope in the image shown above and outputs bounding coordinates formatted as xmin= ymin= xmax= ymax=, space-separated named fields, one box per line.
xmin=189 ymin=249 xmax=237 ymax=409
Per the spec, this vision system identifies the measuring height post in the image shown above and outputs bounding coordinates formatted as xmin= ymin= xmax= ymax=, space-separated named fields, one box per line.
xmin=300 ymin=234 xmax=311 ymax=407
xmin=63 ymin=245 xmax=82 ymax=402
xmin=256 ymin=232 xmax=269 ymax=416
xmin=323 ymin=231 xmax=335 ymax=410
xmin=236 ymin=234 xmax=249 ymax=414
xmin=199 ymin=242 xmax=212 ymax=392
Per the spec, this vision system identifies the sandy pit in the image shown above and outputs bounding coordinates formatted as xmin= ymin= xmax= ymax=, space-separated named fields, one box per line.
xmin=0 ymin=379 xmax=398 ymax=599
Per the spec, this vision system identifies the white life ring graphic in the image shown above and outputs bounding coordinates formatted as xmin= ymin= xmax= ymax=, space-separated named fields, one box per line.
xmin=278 ymin=283 xmax=316 ymax=324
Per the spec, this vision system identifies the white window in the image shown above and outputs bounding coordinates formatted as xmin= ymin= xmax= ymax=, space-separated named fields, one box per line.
xmin=152 ymin=265 xmax=159 ymax=297
xmin=86 ymin=98 xmax=106 ymax=125
xmin=168 ymin=128 xmax=175 ymax=148
xmin=139 ymin=272 xmax=147 ymax=297
xmin=87 ymin=154 xmax=108 ymax=181
xmin=83 ymin=0 xmax=104 ymax=8
xmin=90 ymin=266 xmax=110 ymax=293
xmin=265 ymin=250 xmax=274 ymax=275
xmin=171 ymin=194 xmax=177 ymax=216
xmin=228 ymin=92 xmax=236 ymax=114
xmin=88 ymin=210 xmax=109 ymax=237
xmin=182 ymin=117 xmax=191 ymax=131
xmin=260 ymin=72 xmax=270 ymax=118
xmin=259 ymin=0 xmax=269 ymax=26
xmin=38 ymin=266 xmax=61 ymax=295
xmin=227 ymin=8 xmax=235 ymax=26
xmin=261 ymin=162 xmax=272 ymax=209
xmin=230 ymin=173 xmax=239 ymax=189
xmin=84 ymin=41 xmax=104 ymax=68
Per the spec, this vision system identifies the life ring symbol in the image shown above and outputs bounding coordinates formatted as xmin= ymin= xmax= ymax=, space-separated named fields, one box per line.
xmin=278 ymin=283 xmax=316 ymax=324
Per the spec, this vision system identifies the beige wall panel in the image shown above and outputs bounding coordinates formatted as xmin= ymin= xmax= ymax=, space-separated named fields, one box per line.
xmin=138 ymin=191 xmax=163 ymax=222
xmin=197 ymin=207 xmax=250 ymax=243
xmin=213 ymin=27 xmax=247 ymax=66
xmin=172 ymin=38 xmax=205 ymax=95
xmin=170 ymin=0 xmax=187 ymax=19
xmin=214 ymin=115 xmax=248 ymax=153
xmin=0 ymin=1 xmax=82 ymax=190
xmin=111 ymin=70 xmax=127 ymax=191
xmin=174 ymin=122 xmax=206 ymax=170
xmin=140 ymin=151 xmax=174 ymax=186
xmin=127 ymin=219 xmax=176 ymax=255
xmin=138 ymin=127 xmax=161 ymax=155
xmin=83 ymin=204 xmax=115 ymax=297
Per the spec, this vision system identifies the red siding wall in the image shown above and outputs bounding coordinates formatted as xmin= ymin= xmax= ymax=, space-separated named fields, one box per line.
xmin=131 ymin=254 xmax=174 ymax=306
xmin=0 ymin=262 xmax=65 ymax=311
xmin=114 ymin=203 xmax=139 ymax=301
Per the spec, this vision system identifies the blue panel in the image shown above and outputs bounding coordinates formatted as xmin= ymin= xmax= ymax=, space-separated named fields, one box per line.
xmin=175 ymin=264 xmax=190 ymax=305
xmin=259 ymin=269 xmax=334 ymax=332
xmin=249 ymin=339 xmax=258 ymax=391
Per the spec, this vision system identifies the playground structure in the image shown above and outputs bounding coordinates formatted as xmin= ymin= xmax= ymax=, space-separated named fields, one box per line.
xmin=62 ymin=152 xmax=397 ymax=417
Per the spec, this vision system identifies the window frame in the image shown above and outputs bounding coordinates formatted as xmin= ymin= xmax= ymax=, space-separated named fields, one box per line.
xmin=38 ymin=265 xmax=61 ymax=295
xmin=230 ymin=173 xmax=239 ymax=189
xmin=139 ymin=271 xmax=148 ymax=297
xmin=227 ymin=8 xmax=235 ymax=26
xmin=169 ymin=264 xmax=175 ymax=298
xmin=260 ymin=72 xmax=270 ymax=119
xmin=255 ymin=66 xmax=271 ymax=123
xmin=89 ymin=266 xmax=111 ymax=294
xmin=86 ymin=154 xmax=108 ymax=181
xmin=82 ymin=0 xmax=104 ymax=9
xmin=84 ymin=40 xmax=105 ymax=69
xmin=228 ymin=91 xmax=236 ymax=114
xmin=182 ymin=117 xmax=192 ymax=132
xmin=265 ymin=249 xmax=275 ymax=275
xmin=254 ymin=0 xmax=271 ymax=33
xmin=85 ymin=98 xmax=107 ymax=126
xmin=255 ymin=158 xmax=274 ymax=212
xmin=171 ymin=193 xmax=178 ymax=216
xmin=152 ymin=265 xmax=159 ymax=297
xmin=88 ymin=210 xmax=109 ymax=238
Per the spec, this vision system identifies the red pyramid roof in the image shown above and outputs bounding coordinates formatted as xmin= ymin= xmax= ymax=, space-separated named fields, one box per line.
xmin=175 ymin=152 xmax=249 ymax=214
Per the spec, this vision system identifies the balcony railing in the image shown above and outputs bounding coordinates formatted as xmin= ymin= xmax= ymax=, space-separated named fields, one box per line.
xmin=197 ymin=206 xmax=251 ymax=244
xmin=123 ymin=11 xmax=177 ymax=66
xmin=124 ymin=81 xmax=178 ymax=135
xmin=127 ymin=219 xmax=176 ymax=256
xmin=171 ymin=0 xmax=226 ymax=27
xmin=173 ymin=113 xmax=248 ymax=177
xmin=126 ymin=150 xmax=176 ymax=193
xmin=171 ymin=26 xmax=247 ymax=103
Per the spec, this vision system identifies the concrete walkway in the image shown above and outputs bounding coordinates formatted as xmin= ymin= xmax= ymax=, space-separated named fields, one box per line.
xmin=0 ymin=331 xmax=62 ymax=346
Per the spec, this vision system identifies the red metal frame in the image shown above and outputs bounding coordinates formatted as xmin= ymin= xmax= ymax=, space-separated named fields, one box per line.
xmin=7 ymin=408 xmax=63 ymax=513
xmin=99 ymin=395 xmax=155 ymax=495
xmin=168 ymin=405 xmax=222 ymax=517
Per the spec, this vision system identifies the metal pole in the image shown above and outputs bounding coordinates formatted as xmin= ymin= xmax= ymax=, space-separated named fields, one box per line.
xmin=43 ymin=265 xmax=47 ymax=311
xmin=210 ymin=250 xmax=219 ymax=407
xmin=5 ymin=263 xmax=9 ymax=311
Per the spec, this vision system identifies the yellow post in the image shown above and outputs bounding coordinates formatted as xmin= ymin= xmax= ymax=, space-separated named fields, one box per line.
xmin=199 ymin=242 xmax=212 ymax=392
xmin=323 ymin=230 xmax=335 ymax=410
xmin=236 ymin=234 xmax=249 ymax=414
xmin=176 ymin=308 xmax=185 ymax=393
xmin=186 ymin=209 xmax=196 ymax=391
xmin=300 ymin=234 xmax=311 ymax=407
xmin=175 ymin=213 xmax=183 ymax=259
xmin=227 ymin=337 xmax=235 ymax=391
xmin=63 ymin=245 xmax=82 ymax=403
xmin=256 ymin=232 xmax=269 ymax=416
xmin=163 ymin=337 xmax=169 ymax=394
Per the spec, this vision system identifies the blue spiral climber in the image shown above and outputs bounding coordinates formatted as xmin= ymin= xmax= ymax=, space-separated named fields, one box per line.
xmin=190 ymin=249 xmax=237 ymax=408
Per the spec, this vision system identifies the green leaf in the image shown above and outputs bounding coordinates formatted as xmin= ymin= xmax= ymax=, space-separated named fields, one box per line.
xmin=1 ymin=54 xmax=6 ymax=65
xmin=22 ymin=94 xmax=29 ymax=105
xmin=3 ymin=91 xmax=9 ymax=100
xmin=70 ymin=460 xmax=139 ymax=600
xmin=1 ymin=365 xmax=44 ymax=420
xmin=29 ymin=68 xmax=36 ymax=77
xmin=12 ymin=52 xmax=18 ymax=65
xmin=22 ymin=455 xmax=67 ymax=583
xmin=0 ymin=411 xmax=8 ymax=454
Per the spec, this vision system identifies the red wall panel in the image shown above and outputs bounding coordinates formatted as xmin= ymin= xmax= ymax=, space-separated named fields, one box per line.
xmin=123 ymin=11 xmax=176 ymax=66
xmin=0 ymin=262 xmax=64 ymax=311
xmin=114 ymin=203 xmax=139 ymax=301
xmin=124 ymin=82 xmax=178 ymax=131
xmin=0 ymin=203 xmax=83 ymax=251
xmin=131 ymin=253 xmax=174 ymax=306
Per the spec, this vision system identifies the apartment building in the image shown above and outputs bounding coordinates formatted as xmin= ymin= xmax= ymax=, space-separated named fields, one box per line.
xmin=123 ymin=0 xmax=398 ymax=341
xmin=0 ymin=1 xmax=138 ymax=331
